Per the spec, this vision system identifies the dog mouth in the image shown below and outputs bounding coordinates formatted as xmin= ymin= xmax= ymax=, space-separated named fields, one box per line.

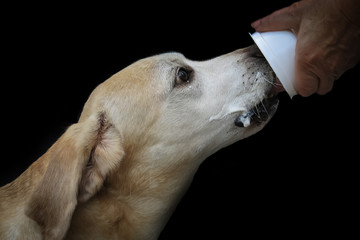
xmin=234 ymin=96 xmax=279 ymax=128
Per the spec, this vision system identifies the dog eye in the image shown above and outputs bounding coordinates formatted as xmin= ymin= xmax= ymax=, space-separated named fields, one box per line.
xmin=175 ymin=67 xmax=192 ymax=86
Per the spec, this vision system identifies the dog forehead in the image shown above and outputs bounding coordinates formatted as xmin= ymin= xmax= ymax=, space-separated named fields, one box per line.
xmin=123 ymin=52 xmax=188 ymax=83
xmin=145 ymin=52 xmax=191 ymax=86
xmin=155 ymin=51 xmax=187 ymax=61
xmin=152 ymin=52 xmax=189 ymax=69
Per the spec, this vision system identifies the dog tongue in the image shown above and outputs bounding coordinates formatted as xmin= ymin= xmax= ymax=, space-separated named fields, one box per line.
xmin=272 ymin=77 xmax=285 ymax=93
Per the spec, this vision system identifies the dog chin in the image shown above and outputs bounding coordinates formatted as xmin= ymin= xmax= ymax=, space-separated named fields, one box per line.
xmin=234 ymin=95 xmax=279 ymax=128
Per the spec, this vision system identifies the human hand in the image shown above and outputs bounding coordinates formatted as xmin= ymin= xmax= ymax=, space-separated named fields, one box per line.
xmin=251 ymin=0 xmax=360 ymax=96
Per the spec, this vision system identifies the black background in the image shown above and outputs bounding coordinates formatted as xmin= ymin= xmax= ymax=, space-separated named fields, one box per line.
xmin=1 ymin=1 xmax=358 ymax=239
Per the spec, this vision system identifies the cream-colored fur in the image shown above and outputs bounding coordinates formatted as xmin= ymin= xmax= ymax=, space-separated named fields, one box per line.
xmin=0 ymin=45 xmax=279 ymax=240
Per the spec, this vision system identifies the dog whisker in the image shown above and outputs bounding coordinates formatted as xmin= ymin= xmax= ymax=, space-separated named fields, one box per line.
xmin=254 ymin=104 xmax=260 ymax=118
xmin=260 ymin=100 xmax=270 ymax=117
xmin=262 ymin=77 xmax=276 ymax=86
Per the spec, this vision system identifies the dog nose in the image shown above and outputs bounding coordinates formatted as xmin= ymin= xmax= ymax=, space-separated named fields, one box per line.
xmin=248 ymin=44 xmax=265 ymax=59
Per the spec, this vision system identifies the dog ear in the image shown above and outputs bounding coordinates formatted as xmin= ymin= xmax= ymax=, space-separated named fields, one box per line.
xmin=25 ymin=113 xmax=124 ymax=240
xmin=77 ymin=114 xmax=124 ymax=203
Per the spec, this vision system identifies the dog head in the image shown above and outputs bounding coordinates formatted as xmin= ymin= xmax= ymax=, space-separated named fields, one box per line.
xmin=25 ymin=45 xmax=280 ymax=239
xmin=80 ymin=44 xmax=279 ymax=160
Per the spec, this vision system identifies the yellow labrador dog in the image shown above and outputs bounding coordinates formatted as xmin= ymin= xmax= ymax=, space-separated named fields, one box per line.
xmin=0 ymin=45 xmax=280 ymax=240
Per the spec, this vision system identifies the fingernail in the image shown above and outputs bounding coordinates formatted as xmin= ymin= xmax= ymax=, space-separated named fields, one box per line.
xmin=251 ymin=20 xmax=260 ymax=29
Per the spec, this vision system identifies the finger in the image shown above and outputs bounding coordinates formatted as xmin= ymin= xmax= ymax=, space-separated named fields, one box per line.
xmin=317 ymin=75 xmax=335 ymax=95
xmin=294 ymin=59 xmax=319 ymax=97
xmin=317 ymin=59 xmax=345 ymax=95
xmin=297 ymin=49 xmax=338 ymax=96
xmin=251 ymin=2 xmax=302 ymax=33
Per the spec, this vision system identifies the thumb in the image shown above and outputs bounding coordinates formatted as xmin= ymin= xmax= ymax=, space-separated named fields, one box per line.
xmin=251 ymin=2 xmax=301 ymax=33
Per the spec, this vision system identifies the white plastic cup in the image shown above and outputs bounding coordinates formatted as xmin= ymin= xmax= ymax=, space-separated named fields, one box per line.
xmin=249 ymin=31 xmax=297 ymax=98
